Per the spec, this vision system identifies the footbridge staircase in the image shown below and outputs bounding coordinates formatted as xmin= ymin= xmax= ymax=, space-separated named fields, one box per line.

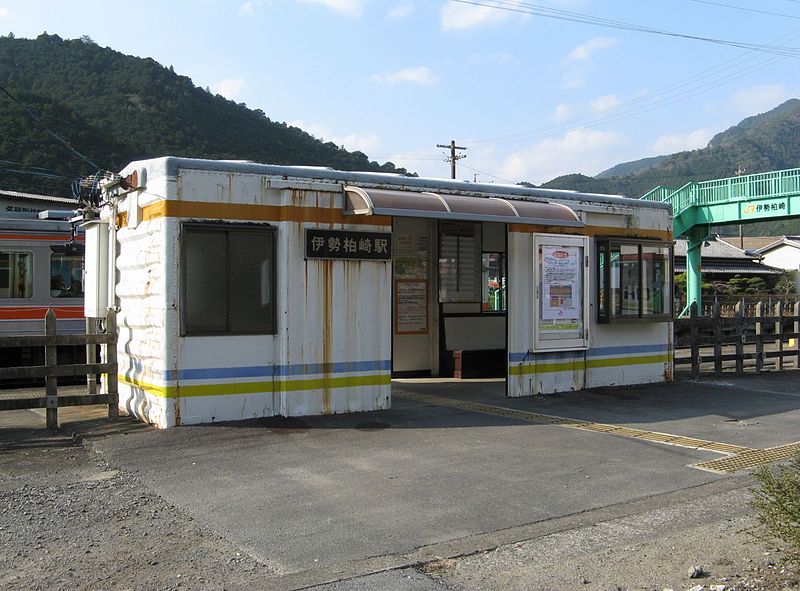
xmin=640 ymin=167 xmax=800 ymax=315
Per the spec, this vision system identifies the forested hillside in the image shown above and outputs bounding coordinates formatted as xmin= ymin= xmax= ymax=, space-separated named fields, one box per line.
xmin=0 ymin=33 xmax=410 ymax=197
xmin=542 ymin=99 xmax=800 ymax=199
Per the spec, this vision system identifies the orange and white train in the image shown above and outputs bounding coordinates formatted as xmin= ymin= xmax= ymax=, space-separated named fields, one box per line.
xmin=0 ymin=211 xmax=85 ymax=370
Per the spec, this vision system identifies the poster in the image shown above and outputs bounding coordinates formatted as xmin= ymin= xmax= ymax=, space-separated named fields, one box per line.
xmin=395 ymin=279 xmax=428 ymax=334
xmin=541 ymin=245 xmax=581 ymax=322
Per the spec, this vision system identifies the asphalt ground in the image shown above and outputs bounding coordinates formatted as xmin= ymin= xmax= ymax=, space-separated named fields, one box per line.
xmin=2 ymin=372 xmax=800 ymax=589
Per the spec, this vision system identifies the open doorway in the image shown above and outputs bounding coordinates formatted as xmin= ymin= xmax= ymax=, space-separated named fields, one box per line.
xmin=391 ymin=217 xmax=508 ymax=383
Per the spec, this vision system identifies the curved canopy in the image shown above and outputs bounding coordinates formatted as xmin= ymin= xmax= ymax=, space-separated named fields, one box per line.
xmin=344 ymin=186 xmax=583 ymax=227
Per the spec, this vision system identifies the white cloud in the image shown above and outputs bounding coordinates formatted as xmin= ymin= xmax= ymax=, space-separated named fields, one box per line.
xmin=566 ymin=36 xmax=619 ymax=61
xmin=561 ymin=68 xmax=585 ymax=90
xmin=295 ymin=0 xmax=364 ymax=17
xmin=441 ymin=2 xmax=513 ymax=31
xmin=388 ymin=2 xmax=414 ymax=19
xmin=651 ymin=128 xmax=713 ymax=154
xmin=371 ymin=66 xmax=437 ymax=85
xmin=212 ymin=78 xmax=246 ymax=100
xmin=728 ymin=84 xmax=793 ymax=118
xmin=0 ymin=8 xmax=10 ymax=18
xmin=499 ymin=128 xmax=626 ymax=184
xmin=552 ymin=103 xmax=572 ymax=121
xmin=238 ymin=1 xmax=264 ymax=16
xmin=288 ymin=120 xmax=380 ymax=153
xmin=589 ymin=94 xmax=621 ymax=112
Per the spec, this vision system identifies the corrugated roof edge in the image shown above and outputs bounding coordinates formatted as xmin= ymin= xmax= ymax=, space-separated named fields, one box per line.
xmin=119 ymin=156 xmax=671 ymax=212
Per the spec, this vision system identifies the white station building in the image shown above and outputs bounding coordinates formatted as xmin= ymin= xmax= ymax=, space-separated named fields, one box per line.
xmin=85 ymin=157 xmax=674 ymax=428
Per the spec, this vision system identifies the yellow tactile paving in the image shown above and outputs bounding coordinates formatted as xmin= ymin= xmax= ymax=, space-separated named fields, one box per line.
xmin=694 ymin=442 xmax=800 ymax=473
xmin=395 ymin=390 xmax=762 ymax=465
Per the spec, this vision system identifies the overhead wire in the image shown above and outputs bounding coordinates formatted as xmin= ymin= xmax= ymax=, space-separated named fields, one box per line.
xmin=0 ymin=83 xmax=101 ymax=170
xmin=449 ymin=0 xmax=800 ymax=57
xmin=684 ymin=0 xmax=800 ymax=19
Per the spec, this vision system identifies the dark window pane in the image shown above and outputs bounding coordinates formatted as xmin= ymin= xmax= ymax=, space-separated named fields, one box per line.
xmin=50 ymin=253 xmax=84 ymax=298
xmin=620 ymin=244 xmax=640 ymax=316
xmin=229 ymin=231 xmax=273 ymax=333
xmin=185 ymin=230 xmax=227 ymax=333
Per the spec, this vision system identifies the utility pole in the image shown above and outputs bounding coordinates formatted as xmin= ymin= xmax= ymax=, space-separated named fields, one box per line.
xmin=437 ymin=140 xmax=467 ymax=180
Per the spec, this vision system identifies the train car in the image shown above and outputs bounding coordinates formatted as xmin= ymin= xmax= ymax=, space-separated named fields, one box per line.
xmin=0 ymin=211 xmax=85 ymax=374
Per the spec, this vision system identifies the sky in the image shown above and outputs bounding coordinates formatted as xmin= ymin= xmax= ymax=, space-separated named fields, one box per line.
xmin=2 ymin=0 xmax=800 ymax=185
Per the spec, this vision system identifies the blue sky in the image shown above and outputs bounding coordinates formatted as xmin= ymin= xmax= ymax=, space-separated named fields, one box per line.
xmin=3 ymin=1 xmax=800 ymax=185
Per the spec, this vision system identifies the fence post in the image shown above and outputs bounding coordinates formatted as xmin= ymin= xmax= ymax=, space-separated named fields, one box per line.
xmin=776 ymin=300 xmax=784 ymax=371
xmin=713 ymin=300 xmax=722 ymax=376
xmin=690 ymin=302 xmax=700 ymax=378
xmin=755 ymin=301 xmax=764 ymax=372
xmin=86 ymin=317 xmax=97 ymax=395
xmin=45 ymin=309 xmax=58 ymax=430
xmin=795 ymin=302 xmax=800 ymax=369
xmin=735 ymin=298 xmax=745 ymax=375
xmin=105 ymin=309 xmax=118 ymax=419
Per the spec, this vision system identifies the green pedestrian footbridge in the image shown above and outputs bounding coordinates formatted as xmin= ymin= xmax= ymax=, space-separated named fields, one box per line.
xmin=640 ymin=167 xmax=800 ymax=316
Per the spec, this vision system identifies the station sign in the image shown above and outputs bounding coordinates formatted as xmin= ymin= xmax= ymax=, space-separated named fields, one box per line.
xmin=305 ymin=228 xmax=392 ymax=261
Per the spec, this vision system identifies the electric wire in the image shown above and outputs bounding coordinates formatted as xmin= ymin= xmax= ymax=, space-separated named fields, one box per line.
xmin=685 ymin=0 xmax=800 ymax=20
xmin=448 ymin=0 xmax=800 ymax=57
xmin=0 ymin=84 xmax=101 ymax=170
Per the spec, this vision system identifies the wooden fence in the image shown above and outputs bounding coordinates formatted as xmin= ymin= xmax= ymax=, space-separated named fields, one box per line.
xmin=675 ymin=300 xmax=800 ymax=378
xmin=0 ymin=309 xmax=118 ymax=429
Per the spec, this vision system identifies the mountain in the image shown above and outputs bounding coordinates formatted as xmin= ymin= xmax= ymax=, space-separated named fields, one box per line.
xmin=0 ymin=33 xmax=411 ymax=197
xmin=596 ymin=154 xmax=667 ymax=179
xmin=542 ymin=99 xmax=800 ymax=201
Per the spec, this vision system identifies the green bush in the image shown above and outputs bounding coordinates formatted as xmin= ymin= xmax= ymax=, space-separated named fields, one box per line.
xmin=751 ymin=453 xmax=800 ymax=563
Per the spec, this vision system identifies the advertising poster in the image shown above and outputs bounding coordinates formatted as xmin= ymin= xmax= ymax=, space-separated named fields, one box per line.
xmin=395 ymin=279 xmax=428 ymax=334
xmin=541 ymin=245 xmax=581 ymax=322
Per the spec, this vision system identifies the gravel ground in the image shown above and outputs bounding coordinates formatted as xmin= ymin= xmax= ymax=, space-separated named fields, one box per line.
xmin=0 ymin=436 xmax=276 ymax=591
xmin=1 ymin=425 xmax=798 ymax=591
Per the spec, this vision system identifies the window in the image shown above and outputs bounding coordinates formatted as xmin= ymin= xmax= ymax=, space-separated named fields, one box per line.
xmin=181 ymin=223 xmax=276 ymax=336
xmin=438 ymin=221 xmax=481 ymax=303
xmin=596 ymin=238 xmax=672 ymax=322
xmin=481 ymin=252 xmax=506 ymax=312
xmin=50 ymin=252 xmax=84 ymax=298
xmin=0 ymin=251 xmax=33 ymax=298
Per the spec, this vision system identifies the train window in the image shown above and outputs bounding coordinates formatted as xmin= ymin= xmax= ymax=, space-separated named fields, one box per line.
xmin=181 ymin=223 xmax=276 ymax=336
xmin=0 ymin=251 xmax=33 ymax=298
xmin=50 ymin=253 xmax=84 ymax=298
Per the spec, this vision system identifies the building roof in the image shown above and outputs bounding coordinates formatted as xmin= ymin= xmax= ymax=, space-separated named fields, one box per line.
xmin=756 ymin=236 xmax=800 ymax=254
xmin=719 ymin=236 xmax=783 ymax=252
xmin=118 ymin=156 xmax=673 ymax=212
xmin=674 ymin=235 xmax=783 ymax=276
xmin=0 ymin=189 xmax=74 ymax=204
xmin=674 ymin=235 xmax=758 ymax=260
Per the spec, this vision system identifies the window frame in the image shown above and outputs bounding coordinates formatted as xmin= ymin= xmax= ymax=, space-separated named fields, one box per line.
xmin=180 ymin=222 xmax=277 ymax=337
xmin=49 ymin=250 xmax=85 ymax=299
xmin=596 ymin=237 xmax=674 ymax=324
xmin=0 ymin=250 xmax=34 ymax=299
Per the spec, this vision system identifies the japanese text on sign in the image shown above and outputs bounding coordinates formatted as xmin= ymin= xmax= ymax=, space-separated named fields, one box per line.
xmin=305 ymin=228 xmax=392 ymax=261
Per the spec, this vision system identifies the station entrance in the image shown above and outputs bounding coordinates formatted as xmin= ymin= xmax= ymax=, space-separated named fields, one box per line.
xmin=391 ymin=217 xmax=507 ymax=380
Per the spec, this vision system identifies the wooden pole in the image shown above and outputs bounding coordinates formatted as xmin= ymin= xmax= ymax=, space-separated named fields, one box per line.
xmin=45 ymin=309 xmax=58 ymax=430
xmin=105 ymin=309 xmax=118 ymax=419
xmin=776 ymin=300 xmax=784 ymax=371
xmin=735 ymin=298 xmax=744 ymax=375
xmin=755 ymin=300 xmax=764 ymax=372
xmin=86 ymin=317 xmax=97 ymax=395
xmin=713 ymin=300 xmax=722 ymax=376
xmin=690 ymin=301 xmax=700 ymax=379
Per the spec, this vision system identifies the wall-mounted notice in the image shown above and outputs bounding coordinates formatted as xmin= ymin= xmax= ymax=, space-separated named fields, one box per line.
xmin=395 ymin=279 xmax=428 ymax=334
xmin=541 ymin=245 xmax=581 ymax=322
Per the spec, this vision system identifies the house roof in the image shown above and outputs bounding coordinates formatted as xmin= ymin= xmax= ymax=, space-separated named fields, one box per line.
xmin=719 ymin=236 xmax=783 ymax=252
xmin=756 ymin=236 xmax=800 ymax=254
xmin=674 ymin=235 xmax=758 ymax=260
